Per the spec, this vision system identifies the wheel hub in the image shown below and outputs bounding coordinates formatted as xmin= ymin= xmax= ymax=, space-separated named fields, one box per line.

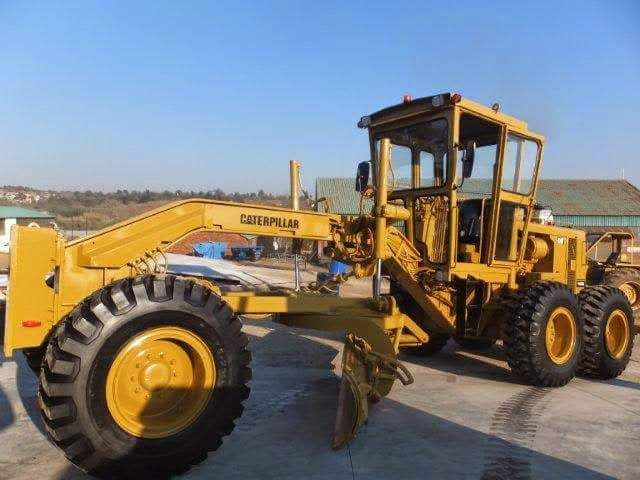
xmin=140 ymin=362 xmax=171 ymax=391
xmin=604 ymin=309 xmax=629 ymax=359
xmin=545 ymin=306 xmax=577 ymax=365
xmin=106 ymin=326 xmax=216 ymax=439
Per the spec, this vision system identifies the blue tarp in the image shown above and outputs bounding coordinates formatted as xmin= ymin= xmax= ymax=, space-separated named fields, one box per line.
xmin=329 ymin=260 xmax=349 ymax=274
xmin=193 ymin=242 xmax=227 ymax=259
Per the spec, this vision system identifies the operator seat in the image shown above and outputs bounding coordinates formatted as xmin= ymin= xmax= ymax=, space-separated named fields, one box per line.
xmin=458 ymin=199 xmax=483 ymax=262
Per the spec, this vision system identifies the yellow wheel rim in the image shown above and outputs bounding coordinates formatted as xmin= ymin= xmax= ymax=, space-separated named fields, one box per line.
xmin=106 ymin=326 xmax=215 ymax=439
xmin=545 ymin=306 xmax=577 ymax=365
xmin=618 ymin=282 xmax=639 ymax=307
xmin=604 ymin=309 xmax=630 ymax=360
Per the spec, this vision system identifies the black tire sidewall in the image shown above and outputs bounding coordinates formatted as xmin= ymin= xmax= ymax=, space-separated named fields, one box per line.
xmin=66 ymin=293 xmax=245 ymax=470
xmin=87 ymin=312 xmax=230 ymax=463
xmin=38 ymin=275 xmax=250 ymax=476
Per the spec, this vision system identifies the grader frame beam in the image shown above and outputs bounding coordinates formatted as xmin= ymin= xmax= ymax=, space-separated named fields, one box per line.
xmin=3 ymin=199 xmax=342 ymax=355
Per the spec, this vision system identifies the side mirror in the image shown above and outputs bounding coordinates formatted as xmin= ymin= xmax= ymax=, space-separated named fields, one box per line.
xmin=355 ymin=161 xmax=370 ymax=192
xmin=462 ymin=141 xmax=476 ymax=179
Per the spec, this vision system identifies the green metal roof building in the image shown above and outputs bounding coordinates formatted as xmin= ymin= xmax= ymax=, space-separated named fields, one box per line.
xmin=316 ymin=178 xmax=640 ymax=236
xmin=0 ymin=206 xmax=55 ymax=220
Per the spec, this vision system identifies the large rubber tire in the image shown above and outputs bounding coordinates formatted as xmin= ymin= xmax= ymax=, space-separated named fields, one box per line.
xmin=578 ymin=285 xmax=634 ymax=379
xmin=454 ymin=337 xmax=496 ymax=351
xmin=402 ymin=333 xmax=450 ymax=356
xmin=504 ymin=282 xmax=583 ymax=387
xmin=38 ymin=274 xmax=251 ymax=477
xmin=602 ymin=268 xmax=640 ymax=322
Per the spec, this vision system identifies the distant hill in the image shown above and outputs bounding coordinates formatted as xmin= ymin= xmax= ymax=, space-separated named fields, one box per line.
xmin=0 ymin=186 xmax=292 ymax=230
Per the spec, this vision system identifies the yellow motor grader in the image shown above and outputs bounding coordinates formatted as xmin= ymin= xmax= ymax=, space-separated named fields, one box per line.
xmin=2 ymin=93 xmax=635 ymax=476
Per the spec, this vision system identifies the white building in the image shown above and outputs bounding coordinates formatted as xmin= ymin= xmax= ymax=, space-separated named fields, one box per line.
xmin=0 ymin=206 xmax=55 ymax=253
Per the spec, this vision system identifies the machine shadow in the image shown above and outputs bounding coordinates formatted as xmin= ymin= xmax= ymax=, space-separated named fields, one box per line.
xmin=403 ymin=340 xmax=640 ymax=391
xmin=401 ymin=341 xmax=521 ymax=385
xmin=349 ymin=397 xmax=615 ymax=480
xmin=597 ymin=377 xmax=640 ymax=392
xmin=0 ymin=347 xmax=49 ymax=437
xmin=0 ymin=374 xmax=15 ymax=433
xmin=48 ymin=325 xmax=615 ymax=480
xmin=0 ymin=347 xmax=43 ymax=435
xmin=0 ymin=312 xmax=16 ymax=431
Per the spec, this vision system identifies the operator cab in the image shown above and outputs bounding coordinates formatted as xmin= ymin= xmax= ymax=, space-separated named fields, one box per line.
xmin=356 ymin=93 xmax=543 ymax=269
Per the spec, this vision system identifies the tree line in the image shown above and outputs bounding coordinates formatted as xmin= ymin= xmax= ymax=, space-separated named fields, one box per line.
xmin=1 ymin=187 xmax=291 ymax=230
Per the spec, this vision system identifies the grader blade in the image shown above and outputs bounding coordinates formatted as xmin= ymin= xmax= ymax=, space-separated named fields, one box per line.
xmin=333 ymin=336 xmax=370 ymax=449
xmin=332 ymin=333 xmax=414 ymax=449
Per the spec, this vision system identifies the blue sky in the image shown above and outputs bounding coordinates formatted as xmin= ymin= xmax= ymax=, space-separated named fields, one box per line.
xmin=1 ymin=1 xmax=639 ymax=193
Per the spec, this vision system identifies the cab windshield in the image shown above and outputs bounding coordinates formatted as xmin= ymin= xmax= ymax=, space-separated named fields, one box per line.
xmin=374 ymin=118 xmax=448 ymax=191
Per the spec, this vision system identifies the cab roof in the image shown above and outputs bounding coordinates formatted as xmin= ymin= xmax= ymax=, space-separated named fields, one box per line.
xmin=358 ymin=92 xmax=544 ymax=142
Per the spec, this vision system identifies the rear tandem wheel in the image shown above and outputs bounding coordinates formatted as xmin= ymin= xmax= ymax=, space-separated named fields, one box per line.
xmin=504 ymin=282 xmax=583 ymax=387
xmin=38 ymin=274 xmax=251 ymax=477
xmin=578 ymin=285 xmax=634 ymax=379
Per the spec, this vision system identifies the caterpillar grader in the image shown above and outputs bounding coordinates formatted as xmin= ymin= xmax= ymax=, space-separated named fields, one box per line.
xmin=2 ymin=92 xmax=636 ymax=477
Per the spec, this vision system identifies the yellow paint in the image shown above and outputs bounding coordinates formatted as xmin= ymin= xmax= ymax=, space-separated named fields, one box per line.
xmin=4 ymin=227 xmax=60 ymax=355
xmin=545 ymin=306 xmax=577 ymax=365
xmin=3 ymin=199 xmax=340 ymax=356
xmin=604 ymin=309 xmax=629 ymax=359
xmin=105 ymin=326 xmax=216 ymax=439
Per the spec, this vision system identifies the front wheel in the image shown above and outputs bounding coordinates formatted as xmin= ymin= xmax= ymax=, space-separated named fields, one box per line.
xmin=39 ymin=275 xmax=251 ymax=477
xmin=504 ymin=282 xmax=583 ymax=387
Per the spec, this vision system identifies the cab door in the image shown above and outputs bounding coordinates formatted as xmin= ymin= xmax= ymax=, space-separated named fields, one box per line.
xmin=487 ymin=131 xmax=542 ymax=267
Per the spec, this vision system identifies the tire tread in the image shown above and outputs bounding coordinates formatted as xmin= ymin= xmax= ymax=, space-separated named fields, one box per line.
xmin=38 ymin=274 xmax=251 ymax=476
xmin=578 ymin=285 xmax=634 ymax=379
xmin=504 ymin=281 xmax=582 ymax=387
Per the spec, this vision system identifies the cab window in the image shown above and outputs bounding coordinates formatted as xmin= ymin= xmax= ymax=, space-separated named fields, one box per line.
xmin=456 ymin=114 xmax=500 ymax=198
xmin=376 ymin=118 xmax=449 ymax=191
xmin=502 ymin=134 xmax=539 ymax=194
